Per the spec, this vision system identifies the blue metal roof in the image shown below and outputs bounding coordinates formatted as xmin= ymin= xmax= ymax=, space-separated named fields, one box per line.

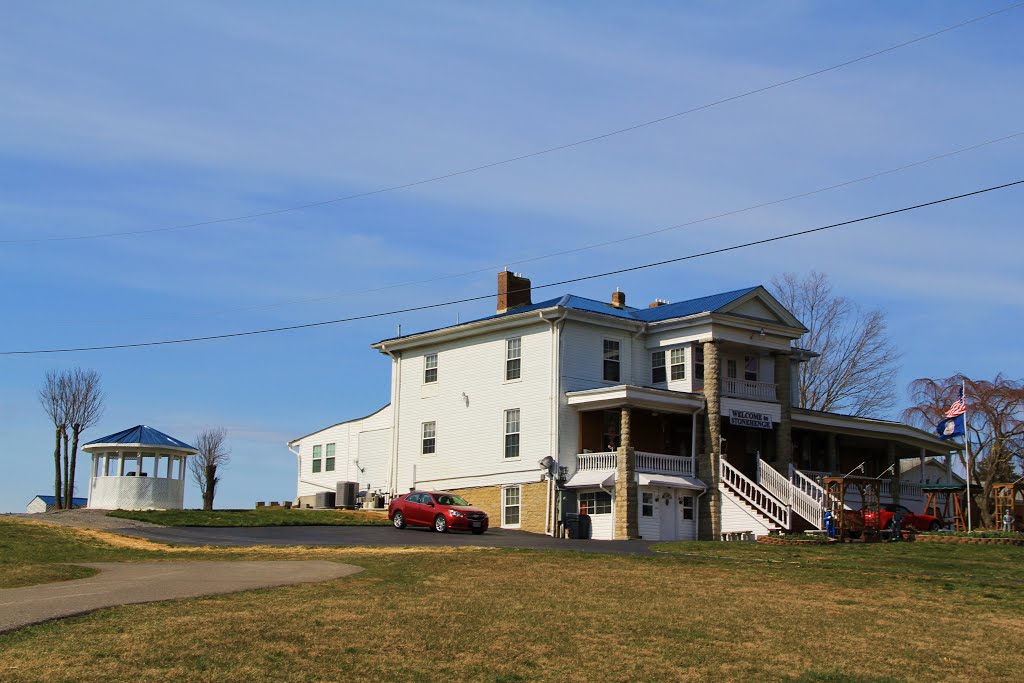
xmin=33 ymin=495 xmax=88 ymax=507
xmin=376 ymin=286 xmax=764 ymax=344
xmin=85 ymin=425 xmax=196 ymax=450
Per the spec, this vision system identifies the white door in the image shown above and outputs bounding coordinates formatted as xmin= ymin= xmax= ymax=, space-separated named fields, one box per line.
xmin=659 ymin=488 xmax=679 ymax=540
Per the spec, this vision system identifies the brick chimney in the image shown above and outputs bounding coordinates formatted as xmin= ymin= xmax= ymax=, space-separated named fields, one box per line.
xmin=611 ymin=289 xmax=626 ymax=308
xmin=497 ymin=271 xmax=532 ymax=314
xmin=648 ymin=298 xmax=669 ymax=308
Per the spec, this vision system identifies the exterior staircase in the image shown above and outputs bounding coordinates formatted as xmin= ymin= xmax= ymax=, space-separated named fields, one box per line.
xmin=719 ymin=458 xmax=828 ymax=536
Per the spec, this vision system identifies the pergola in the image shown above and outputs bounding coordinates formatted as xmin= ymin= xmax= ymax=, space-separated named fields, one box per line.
xmin=84 ymin=425 xmax=198 ymax=510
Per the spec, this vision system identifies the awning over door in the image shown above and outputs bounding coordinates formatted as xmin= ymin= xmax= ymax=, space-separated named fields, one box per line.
xmin=637 ymin=472 xmax=707 ymax=490
xmin=564 ymin=469 xmax=616 ymax=489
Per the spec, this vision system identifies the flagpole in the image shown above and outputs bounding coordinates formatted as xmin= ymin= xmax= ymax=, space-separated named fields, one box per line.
xmin=963 ymin=379 xmax=972 ymax=532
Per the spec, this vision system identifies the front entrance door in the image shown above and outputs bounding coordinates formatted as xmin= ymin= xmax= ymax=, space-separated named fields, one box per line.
xmin=659 ymin=489 xmax=679 ymax=540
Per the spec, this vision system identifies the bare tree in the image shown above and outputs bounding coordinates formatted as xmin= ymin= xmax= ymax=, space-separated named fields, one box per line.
xmin=38 ymin=371 xmax=68 ymax=509
xmin=771 ymin=271 xmax=901 ymax=418
xmin=63 ymin=369 xmax=105 ymax=509
xmin=190 ymin=427 xmax=230 ymax=511
xmin=903 ymin=374 xmax=1024 ymax=528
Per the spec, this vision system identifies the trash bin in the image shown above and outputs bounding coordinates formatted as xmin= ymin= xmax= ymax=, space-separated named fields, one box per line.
xmin=578 ymin=513 xmax=592 ymax=539
xmin=564 ymin=512 xmax=580 ymax=539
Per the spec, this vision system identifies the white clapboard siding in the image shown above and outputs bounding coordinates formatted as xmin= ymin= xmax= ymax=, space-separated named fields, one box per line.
xmin=294 ymin=404 xmax=392 ymax=500
xmin=395 ymin=321 xmax=554 ymax=493
xmin=720 ymin=485 xmax=776 ymax=537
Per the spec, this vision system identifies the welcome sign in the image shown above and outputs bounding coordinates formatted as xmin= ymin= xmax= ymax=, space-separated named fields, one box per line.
xmin=729 ymin=409 xmax=773 ymax=429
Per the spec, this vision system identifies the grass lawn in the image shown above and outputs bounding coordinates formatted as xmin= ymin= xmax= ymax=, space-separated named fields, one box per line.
xmin=106 ymin=507 xmax=392 ymax=527
xmin=2 ymin=519 xmax=1023 ymax=682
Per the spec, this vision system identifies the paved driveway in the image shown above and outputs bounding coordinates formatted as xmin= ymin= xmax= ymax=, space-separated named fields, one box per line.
xmin=117 ymin=525 xmax=657 ymax=555
xmin=0 ymin=560 xmax=362 ymax=634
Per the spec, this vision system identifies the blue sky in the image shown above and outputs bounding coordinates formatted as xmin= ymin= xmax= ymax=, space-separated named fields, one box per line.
xmin=1 ymin=2 xmax=1021 ymax=512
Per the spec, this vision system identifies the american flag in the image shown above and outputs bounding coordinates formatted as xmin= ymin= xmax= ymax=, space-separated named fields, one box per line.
xmin=945 ymin=386 xmax=966 ymax=418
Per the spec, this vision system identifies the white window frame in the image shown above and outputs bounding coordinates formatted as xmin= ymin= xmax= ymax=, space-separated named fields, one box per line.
xmin=669 ymin=348 xmax=686 ymax=381
xmin=693 ymin=345 xmax=705 ymax=382
xmin=651 ymin=351 xmax=666 ymax=384
xmin=503 ymin=408 xmax=520 ymax=459
xmin=502 ymin=485 xmax=521 ymax=528
xmin=311 ymin=444 xmax=322 ymax=474
xmin=682 ymin=495 xmax=695 ymax=520
xmin=325 ymin=443 xmax=336 ymax=472
xmin=424 ymin=353 xmax=438 ymax=384
xmin=579 ymin=490 xmax=612 ymax=515
xmin=603 ymin=338 xmax=621 ymax=382
xmin=641 ymin=491 xmax=654 ymax=517
xmin=505 ymin=337 xmax=522 ymax=381
xmin=421 ymin=421 xmax=436 ymax=455
xmin=744 ymin=355 xmax=759 ymax=382
xmin=726 ymin=359 xmax=738 ymax=380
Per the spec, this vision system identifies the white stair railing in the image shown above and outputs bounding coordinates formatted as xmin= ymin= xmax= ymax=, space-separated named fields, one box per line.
xmin=790 ymin=468 xmax=826 ymax=528
xmin=756 ymin=459 xmax=792 ymax=505
xmin=721 ymin=459 xmax=790 ymax=529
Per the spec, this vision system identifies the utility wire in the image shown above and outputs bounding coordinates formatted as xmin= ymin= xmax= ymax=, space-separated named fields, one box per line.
xmin=37 ymin=129 xmax=1024 ymax=326
xmin=3 ymin=178 xmax=1020 ymax=355
xmin=2 ymin=2 xmax=1020 ymax=246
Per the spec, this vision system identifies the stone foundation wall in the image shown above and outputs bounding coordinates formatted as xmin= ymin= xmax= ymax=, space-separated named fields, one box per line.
xmin=446 ymin=481 xmax=549 ymax=533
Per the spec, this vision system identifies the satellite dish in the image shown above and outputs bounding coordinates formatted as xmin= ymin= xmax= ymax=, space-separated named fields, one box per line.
xmin=538 ymin=456 xmax=555 ymax=471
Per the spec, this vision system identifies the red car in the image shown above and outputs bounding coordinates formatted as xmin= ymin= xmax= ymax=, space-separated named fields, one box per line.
xmin=863 ymin=503 xmax=941 ymax=532
xmin=388 ymin=491 xmax=489 ymax=534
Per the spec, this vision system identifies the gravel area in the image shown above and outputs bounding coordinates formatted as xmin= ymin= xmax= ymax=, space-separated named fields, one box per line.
xmin=3 ymin=509 xmax=161 ymax=530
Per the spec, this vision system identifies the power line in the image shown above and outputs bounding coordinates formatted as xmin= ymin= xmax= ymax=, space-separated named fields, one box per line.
xmin=4 ymin=178 xmax=1020 ymax=355
xmin=37 ymin=129 xmax=1024 ymax=326
xmin=3 ymin=2 xmax=1020 ymax=246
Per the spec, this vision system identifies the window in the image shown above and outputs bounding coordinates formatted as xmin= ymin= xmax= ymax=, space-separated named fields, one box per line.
xmin=726 ymin=359 xmax=738 ymax=380
xmin=642 ymin=492 xmax=654 ymax=517
xmin=424 ymin=353 xmax=438 ymax=383
xmin=682 ymin=495 xmax=694 ymax=520
xmin=506 ymin=337 xmax=522 ymax=380
xmin=325 ymin=443 xmax=336 ymax=472
xmin=311 ymin=445 xmax=322 ymax=473
xmin=603 ymin=339 xmax=620 ymax=382
xmin=422 ymin=422 xmax=436 ymax=455
xmin=504 ymin=409 xmax=520 ymax=458
xmin=694 ymin=346 xmax=705 ymax=381
xmin=651 ymin=351 xmax=666 ymax=384
xmin=503 ymin=486 xmax=521 ymax=526
xmin=670 ymin=348 xmax=686 ymax=381
xmin=744 ymin=355 xmax=759 ymax=382
xmin=579 ymin=491 xmax=612 ymax=515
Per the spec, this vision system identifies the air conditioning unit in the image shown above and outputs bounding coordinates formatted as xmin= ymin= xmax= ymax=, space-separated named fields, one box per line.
xmin=336 ymin=481 xmax=359 ymax=509
xmin=314 ymin=491 xmax=336 ymax=509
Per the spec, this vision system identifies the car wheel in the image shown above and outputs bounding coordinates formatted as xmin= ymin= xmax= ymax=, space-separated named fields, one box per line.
xmin=393 ymin=511 xmax=406 ymax=529
xmin=929 ymin=521 xmax=940 ymax=531
xmin=434 ymin=515 xmax=448 ymax=533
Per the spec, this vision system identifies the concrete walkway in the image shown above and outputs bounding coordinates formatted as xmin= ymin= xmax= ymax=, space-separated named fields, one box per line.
xmin=0 ymin=560 xmax=362 ymax=634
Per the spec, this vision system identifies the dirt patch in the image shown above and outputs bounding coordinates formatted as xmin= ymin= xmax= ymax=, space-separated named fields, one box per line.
xmin=4 ymin=509 xmax=161 ymax=531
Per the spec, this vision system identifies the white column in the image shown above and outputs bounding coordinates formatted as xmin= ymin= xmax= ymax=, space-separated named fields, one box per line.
xmin=919 ymin=447 xmax=926 ymax=484
xmin=136 ymin=452 xmax=142 ymax=476
xmin=154 ymin=454 xmax=161 ymax=479
xmin=117 ymin=451 xmax=125 ymax=476
xmin=103 ymin=452 xmax=110 ymax=477
xmin=179 ymin=456 xmax=186 ymax=480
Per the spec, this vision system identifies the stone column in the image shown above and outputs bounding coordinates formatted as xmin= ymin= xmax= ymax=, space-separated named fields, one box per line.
xmin=826 ymin=433 xmax=838 ymax=474
xmin=699 ymin=341 xmax=722 ymax=541
xmin=888 ymin=441 xmax=900 ymax=504
xmin=774 ymin=351 xmax=793 ymax=469
xmin=614 ymin=407 xmax=638 ymax=540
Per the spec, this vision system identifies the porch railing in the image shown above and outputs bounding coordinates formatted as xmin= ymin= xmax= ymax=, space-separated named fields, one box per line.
xmin=636 ymin=451 xmax=693 ymax=476
xmin=576 ymin=451 xmax=694 ymax=476
xmin=879 ymin=479 xmax=925 ymax=500
xmin=722 ymin=459 xmax=790 ymax=529
xmin=577 ymin=452 xmax=617 ymax=471
xmin=722 ymin=378 xmax=778 ymax=401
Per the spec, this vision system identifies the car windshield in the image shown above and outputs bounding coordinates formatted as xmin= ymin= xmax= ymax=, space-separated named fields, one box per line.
xmin=435 ymin=494 xmax=471 ymax=506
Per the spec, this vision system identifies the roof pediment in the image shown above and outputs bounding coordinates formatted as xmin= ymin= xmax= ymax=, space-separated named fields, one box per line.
xmin=714 ymin=286 xmax=807 ymax=332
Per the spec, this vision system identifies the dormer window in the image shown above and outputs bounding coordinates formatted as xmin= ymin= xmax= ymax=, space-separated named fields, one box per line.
xmin=670 ymin=348 xmax=686 ymax=381
xmin=651 ymin=351 xmax=666 ymax=384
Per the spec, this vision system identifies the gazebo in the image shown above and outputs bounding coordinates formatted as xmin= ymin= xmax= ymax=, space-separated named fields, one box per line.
xmin=84 ymin=425 xmax=198 ymax=510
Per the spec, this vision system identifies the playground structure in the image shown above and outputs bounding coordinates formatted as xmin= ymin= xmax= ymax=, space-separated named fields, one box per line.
xmin=993 ymin=482 xmax=1023 ymax=532
xmin=922 ymin=483 xmax=968 ymax=532
xmin=823 ymin=476 xmax=881 ymax=542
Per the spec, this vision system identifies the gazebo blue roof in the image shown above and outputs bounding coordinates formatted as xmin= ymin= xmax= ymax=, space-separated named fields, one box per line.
xmin=85 ymin=425 xmax=196 ymax=451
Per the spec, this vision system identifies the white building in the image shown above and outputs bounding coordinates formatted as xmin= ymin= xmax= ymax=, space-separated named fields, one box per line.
xmin=25 ymin=495 xmax=88 ymax=513
xmin=290 ymin=273 xmax=952 ymax=540
xmin=84 ymin=425 xmax=197 ymax=510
